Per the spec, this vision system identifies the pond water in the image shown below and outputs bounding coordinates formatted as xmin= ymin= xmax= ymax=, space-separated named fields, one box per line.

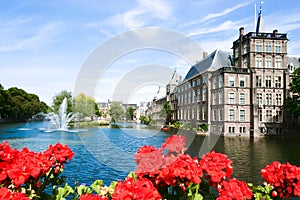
xmin=0 ymin=121 xmax=299 ymax=186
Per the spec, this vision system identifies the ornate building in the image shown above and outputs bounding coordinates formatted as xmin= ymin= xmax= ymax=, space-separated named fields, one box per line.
xmin=165 ymin=8 xmax=300 ymax=137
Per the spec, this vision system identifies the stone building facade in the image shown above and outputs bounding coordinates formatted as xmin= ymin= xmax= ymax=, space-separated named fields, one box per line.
xmin=148 ymin=10 xmax=300 ymax=137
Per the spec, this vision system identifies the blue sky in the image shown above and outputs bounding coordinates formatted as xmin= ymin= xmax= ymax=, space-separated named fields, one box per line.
xmin=1 ymin=0 xmax=300 ymax=106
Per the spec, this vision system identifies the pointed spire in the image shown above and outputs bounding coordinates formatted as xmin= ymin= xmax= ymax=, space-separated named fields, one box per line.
xmin=256 ymin=1 xmax=264 ymax=34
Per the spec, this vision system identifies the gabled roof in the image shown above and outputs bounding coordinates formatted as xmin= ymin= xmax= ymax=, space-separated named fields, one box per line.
xmin=183 ymin=49 xmax=232 ymax=81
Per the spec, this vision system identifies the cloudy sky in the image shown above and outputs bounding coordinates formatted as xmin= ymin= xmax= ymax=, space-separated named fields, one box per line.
xmin=1 ymin=0 xmax=300 ymax=106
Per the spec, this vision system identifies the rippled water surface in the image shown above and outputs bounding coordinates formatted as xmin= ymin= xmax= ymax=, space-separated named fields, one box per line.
xmin=0 ymin=122 xmax=299 ymax=185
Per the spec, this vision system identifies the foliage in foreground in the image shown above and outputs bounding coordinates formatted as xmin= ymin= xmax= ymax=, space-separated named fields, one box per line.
xmin=1 ymin=135 xmax=300 ymax=200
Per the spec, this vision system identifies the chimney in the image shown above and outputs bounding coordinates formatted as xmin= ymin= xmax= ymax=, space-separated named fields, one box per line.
xmin=273 ymin=29 xmax=278 ymax=36
xmin=239 ymin=27 xmax=244 ymax=37
xmin=203 ymin=51 xmax=208 ymax=58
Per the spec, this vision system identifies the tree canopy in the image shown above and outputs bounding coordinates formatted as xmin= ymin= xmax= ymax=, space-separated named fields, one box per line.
xmin=285 ymin=67 xmax=300 ymax=116
xmin=52 ymin=90 xmax=73 ymax=114
xmin=0 ymin=85 xmax=48 ymax=121
xmin=74 ymin=93 xmax=98 ymax=120
xmin=109 ymin=102 xmax=124 ymax=122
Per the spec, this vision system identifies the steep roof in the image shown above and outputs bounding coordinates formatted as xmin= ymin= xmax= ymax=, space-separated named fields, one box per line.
xmin=183 ymin=49 xmax=232 ymax=81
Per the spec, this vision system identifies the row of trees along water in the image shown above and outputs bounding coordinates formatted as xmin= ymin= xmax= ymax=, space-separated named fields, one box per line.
xmin=0 ymin=83 xmax=135 ymax=123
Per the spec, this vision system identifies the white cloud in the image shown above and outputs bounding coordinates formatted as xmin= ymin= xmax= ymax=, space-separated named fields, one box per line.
xmin=0 ymin=20 xmax=63 ymax=52
xmin=88 ymin=0 xmax=173 ymax=32
xmin=188 ymin=20 xmax=242 ymax=37
xmin=184 ymin=1 xmax=252 ymax=27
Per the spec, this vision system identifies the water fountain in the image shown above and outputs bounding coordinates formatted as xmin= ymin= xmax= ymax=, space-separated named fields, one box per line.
xmin=45 ymin=98 xmax=78 ymax=132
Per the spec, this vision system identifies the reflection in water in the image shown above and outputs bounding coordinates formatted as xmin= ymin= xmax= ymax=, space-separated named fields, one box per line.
xmin=187 ymin=136 xmax=300 ymax=184
xmin=0 ymin=122 xmax=299 ymax=185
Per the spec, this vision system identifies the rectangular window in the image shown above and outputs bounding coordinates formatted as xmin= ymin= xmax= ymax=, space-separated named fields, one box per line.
xmin=239 ymin=77 xmax=245 ymax=87
xmin=219 ymin=91 xmax=223 ymax=104
xmin=266 ymin=110 xmax=272 ymax=122
xmin=193 ymin=91 xmax=196 ymax=103
xmin=276 ymin=110 xmax=282 ymax=123
xmin=265 ymin=57 xmax=272 ymax=68
xmin=197 ymin=79 xmax=200 ymax=85
xmin=219 ymin=75 xmax=223 ymax=87
xmin=265 ymin=42 xmax=272 ymax=52
xmin=229 ymin=77 xmax=234 ymax=87
xmin=256 ymin=41 xmax=262 ymax=52
xmin=276 ymin=93 xmax=282 ymax=105
xmin=219 ymin=109 xmax=223 ymax=121
xmin=229 ymin=93 xmax=235 ymax=104
xmin=197 ymin=89 xmax=201 ymax=102
xmin=192 ymin=80 xmax=196 ymax=87
xmin=275 ymin=57 xmax=282 ymax=68
xmin=213 ymin=77 xmax=217 ymax=89
xmin=239 ymin=127 xmax=246 ymax=133
xmin=258 ymin=109 xmax=262 ymax=121
xmin=256 ymin=76 xmax=262 ymax=87
xmin=275 ymin=43 xmax=281 ymax=53
xmin=229 ymin=127 xmax=235 ymax=133
xmin=239 ymin=93 xmax=245 ymax=104
xmin=266 ymin=94 xmax=272 ymax=105
xmin=203 ymin=88 xmax=207 ymax=101
xmin=213 ymin=93 xmax=217 ymax=105
xmin=266 ymin=76 xmax=272 ymax=87
xmin=275 ymin=76 xmax=281 ymax=88
xmin=257 ymin=93 xmax=262 ymax=106
xmin=240 ymin=110 xmax=245 ymax=122
xmin=203 ymin=107 xmax=207 ymax=120
xmin=256 ymin=56 xmax=262 ymax=68
xmin=229 ymin=109 xmax=235 ymax=121
xmin=203 ymin=76 xmax=207 ymax=84
xmin=213 ymin=109 xmax=217 ymax=121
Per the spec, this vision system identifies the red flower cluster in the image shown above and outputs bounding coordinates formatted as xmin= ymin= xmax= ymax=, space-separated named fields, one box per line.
xmin=261 ymin=161 xmax=300 ymax=198
xmin=80 ymin=194 xmax=108 ymax=200
xmin=112 ymin=177 xmax=162 ymax=200
xmin=0 ymin=187 xmax=29 ymax=200
xmin=199 ymin=151 xmax=233 ymax=187
xmin=217 ymin=178 xmax=252 ymax=200
xmin=0 ymin=141 xmax=74 ymax=188
xmin=135 ymin=135 xmax=203 ymax=191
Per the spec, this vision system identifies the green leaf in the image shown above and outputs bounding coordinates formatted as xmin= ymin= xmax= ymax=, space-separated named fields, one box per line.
xmin=193 ymin=193 xmax=203 ymax=200
xmin=56 ymin=183 xmax=74 ymax=200
xmin=76 ymin=185 xmax=92 ymax=195
xmin=91 ymin=180 xmax=104 ymax=194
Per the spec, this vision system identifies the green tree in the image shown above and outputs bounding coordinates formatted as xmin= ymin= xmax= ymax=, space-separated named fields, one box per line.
xmin=285 ymin=67 xmax=300 ymax=117
xmin=126 ymin=106 xmax=135 ymax=120
xmin=52 ymin=90 xmax=73 ymax=114
xmin=94 ymin=102 xmax=101 ymax=117
xmin=0 ymin=86 xmax=48 ymax=121
xmin=109 ymin=102 xmax=124 ymax=122
xmin=74 ymin=93 xmax=96 ymax=121
xmin=160 ymin=102 xmax=172 ymax=124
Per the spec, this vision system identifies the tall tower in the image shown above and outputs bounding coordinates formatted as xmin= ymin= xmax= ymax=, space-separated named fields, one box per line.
xmin=232 ymin=4 xmax=289 ymax=137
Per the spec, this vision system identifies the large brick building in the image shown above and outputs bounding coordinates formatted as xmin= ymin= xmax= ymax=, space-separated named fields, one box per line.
xmin=150 ymin=8 xmax=300 ymax=137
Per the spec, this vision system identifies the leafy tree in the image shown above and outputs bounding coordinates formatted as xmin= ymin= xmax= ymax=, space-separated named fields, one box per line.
xmin=126 ymin=106 xmax=135 ymax=120
xmin=94 ymin=102 xmax=101 ymax=117
xmin=0 ymin=86 xmax=48 ymax=121
xmin=139 ymin=115 xmax=151 ymax=125
xmin=0 ymin=84 xmax=3 ymax=90
xmin=109 ymin=102 xmax=124 ymax=122
xmin=52 ymin=90 xmax=73 ymax=114
xmin=160 ymin=102 xmax=172 ymax=124
xmin=74 ymin=93 xmax=96 ymax=121
xmin=285 ymin=67 xmax=300 ymax=117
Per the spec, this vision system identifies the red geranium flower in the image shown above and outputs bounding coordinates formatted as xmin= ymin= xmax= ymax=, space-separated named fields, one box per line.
xmin=217 ymin=178 xmax=252 ymax=200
